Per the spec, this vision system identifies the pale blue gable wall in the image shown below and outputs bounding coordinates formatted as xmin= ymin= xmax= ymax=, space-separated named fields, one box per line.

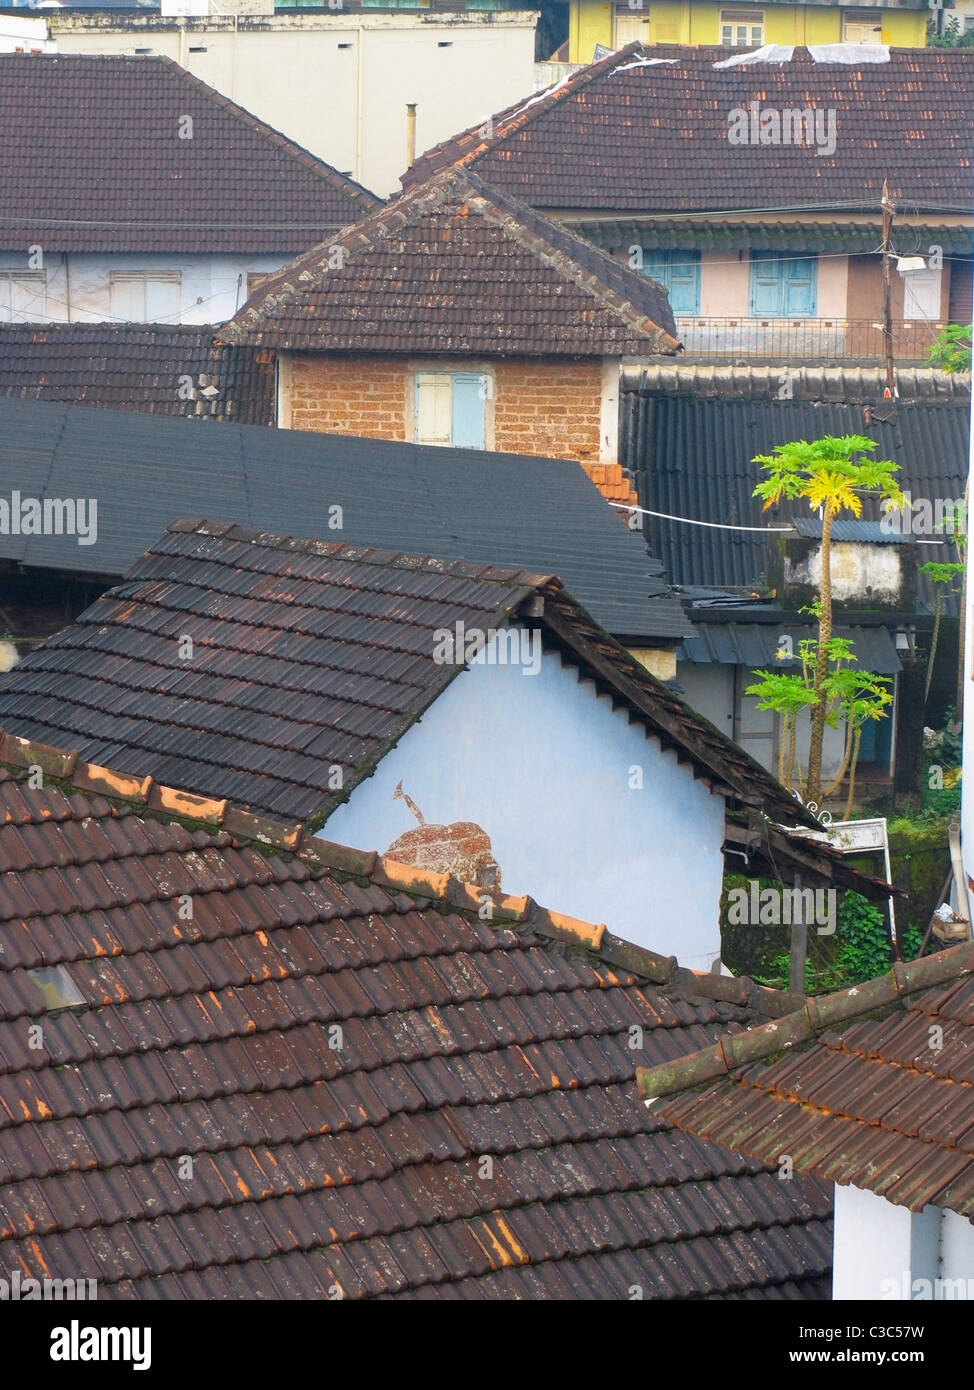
xmin=320 ymin=634 xmax=727 ymax=969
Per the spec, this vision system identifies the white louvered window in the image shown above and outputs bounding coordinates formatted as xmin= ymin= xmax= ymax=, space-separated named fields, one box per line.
xmin=0 ymin=272 xmax=46 ymax=323
xmin=109 ymin=272 xmax=181 ymax=323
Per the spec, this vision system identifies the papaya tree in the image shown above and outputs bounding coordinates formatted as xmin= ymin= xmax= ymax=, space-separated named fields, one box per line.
xmin=753 ymin=436 xmax=903 ymax=802
xmin=918 ymin=559 xmax=965 ymax=706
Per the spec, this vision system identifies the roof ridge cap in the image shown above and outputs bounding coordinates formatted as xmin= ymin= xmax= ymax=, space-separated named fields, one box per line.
xmin=0 ymin=727 xmax=748 ymax=991
xmin=405 ymin=41 xmax=648 ymax=184
xmin=154 ymin=55 xmax=382 ymax=211
xmin=164 ymin=519 xmax=553 ymax=588
xmin=466 ymin=189 xmax=679 ymax=350
xmin=636 ymin=941 xmax=974 ymax=1101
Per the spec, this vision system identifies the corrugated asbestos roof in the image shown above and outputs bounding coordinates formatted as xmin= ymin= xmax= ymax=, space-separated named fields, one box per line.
xmin=681 ymin=622 xmax=901 ymax=676
xmin=619 ymin=384 xmax=969 ymax=609
xmin=0 ymin=732 xmax=832 ymax=1300
xmin=217 ymin=166 xmax=679 ymax=355
xmin=789 ymin=518 xmax=913 ymax=545
xmin=0 ymin=520 xmax=815 ymax=833
xmin=0 ymin=55 xmax=380 ymax=254
xmin=0 ymin=396 xmax=683 ymax=643
xmin=0 ymin=325 xmax=274 ymax=424
xmin=405 ymin=43 xmax=974 ymax=216
xmin=639 ymin=942 xmax=974 ymax=1218
xmin=623 ymin=365 xmax=971 ymax=402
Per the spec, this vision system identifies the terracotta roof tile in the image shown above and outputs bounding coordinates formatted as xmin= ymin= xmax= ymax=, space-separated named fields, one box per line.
xmin=0 ymin=54 xmax=380 ymax=254
xmin=0 ymin=749 xmax=832 ymax=1299
xmin=218 ymin=166 xmax=679 ymax=356
xmin=641 ymin=945 xmax=974 ymax=1216
xmin=406 ymin=43 xmax=974 ymax=218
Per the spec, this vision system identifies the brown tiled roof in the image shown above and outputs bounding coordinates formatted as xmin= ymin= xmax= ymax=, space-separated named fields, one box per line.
xmin=0 ymin=730 xmax=832 ymax=1299
xmin=0 ymin=519 xmax=813 ymax=832
xmin=404 ymin=44 xmax=974 ymax=217
xmin=0 ymin=54 xmax=381 ymax=254
xmin=0 ymin=325 xmax=274 ymax=424
xmin=638 ymin=942 xmax=974 ymax=1216
xmin=217 ymin=167 xmax=679 ymax=354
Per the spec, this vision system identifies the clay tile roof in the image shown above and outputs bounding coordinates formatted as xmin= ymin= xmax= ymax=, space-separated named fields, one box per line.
xmin=0 ymin=325 xmax=274 ymax=424
xmin=638 ymin=941 xmax=974 ymax=1216
xmin=0 ymin=519 xmax=812 ymax=831
xmin=0 ymin=53 xmax=381 ymax=255
xmin=404 ymin=43 xmax=974 ymax=217
xmin=0 ymin=739 xmax=833 ymax=1300
xmin=217 ymin=167 xmax=679 ymax=355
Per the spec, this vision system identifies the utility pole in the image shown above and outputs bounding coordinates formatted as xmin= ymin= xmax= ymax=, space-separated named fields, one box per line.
xmin=881 ymin=181 xmax=896 ymax=399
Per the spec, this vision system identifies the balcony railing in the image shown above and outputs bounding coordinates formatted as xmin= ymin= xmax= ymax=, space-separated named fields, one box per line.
xmin=674 ymin=317 xmax=947 ymax=364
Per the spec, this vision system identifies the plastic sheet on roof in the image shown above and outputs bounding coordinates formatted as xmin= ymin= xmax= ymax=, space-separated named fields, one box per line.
xmin=713 ymin=44 xmax=795 ymax=69
xmin=610 ymin=57 xmax=678 ymax=74
xmin=808 ymin=43 xmax=890 ymax=64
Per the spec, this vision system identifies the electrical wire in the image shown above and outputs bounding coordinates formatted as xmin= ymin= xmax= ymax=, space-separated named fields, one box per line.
xmin=609 ymin=502 xmax=795 ymax=532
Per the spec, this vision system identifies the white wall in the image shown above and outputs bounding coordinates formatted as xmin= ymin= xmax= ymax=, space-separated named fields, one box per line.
xmin=321 ymin=636 xmax=727 ymax=969
xmin=834 ymin=1184 xmax=974 ymax=1299
xmin=0 ymin=252 xmax=286 ymax=325
xmin=51 ymin=13 xmax=538 ymax=198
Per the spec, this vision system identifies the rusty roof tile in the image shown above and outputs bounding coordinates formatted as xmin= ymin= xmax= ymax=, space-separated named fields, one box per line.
xmin=0 ymin=752 xmax=827 ymax=1299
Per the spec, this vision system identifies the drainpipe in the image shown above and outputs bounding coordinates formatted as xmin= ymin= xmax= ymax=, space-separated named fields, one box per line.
xmin=405 ymin=103 xmax=416 ymax=169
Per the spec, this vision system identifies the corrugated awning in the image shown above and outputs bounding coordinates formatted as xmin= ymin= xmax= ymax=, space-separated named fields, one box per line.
xmin=680 ymin=622 xmax=901 ymax=675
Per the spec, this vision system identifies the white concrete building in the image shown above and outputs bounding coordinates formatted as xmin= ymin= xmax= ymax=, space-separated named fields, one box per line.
xmin=48 ymin=4 xmax=539 ymax=197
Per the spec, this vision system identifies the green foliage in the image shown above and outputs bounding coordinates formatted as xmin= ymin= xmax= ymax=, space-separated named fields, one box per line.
xmin=752 ymin=436 xmax=903 ymax=801
xmin=752 ymin=434 xmax=903 ymax=520
xmin=918 ymin=560 xmax=965 ymax=589
xmin=835 ymin=892 xmax=892 ymax=982
xmin=927 ymin=323 xmax=973 ymax=373
xmin=927 ymin=17 xmax=974 ymax=48
xmin=925 ymin=708 xmax=963 ymax=767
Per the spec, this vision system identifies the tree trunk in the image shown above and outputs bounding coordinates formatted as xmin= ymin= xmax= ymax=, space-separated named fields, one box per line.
xmin=924 ymin=587 xmax=942 ymax=707
xmin=806 ymin=508 xmax=834 ymax=801
xmin=824 ymin=714 xmax=855 ymax=800
xmin=777 ymin=714 xmax=787 ymax=786
xmin=844 ymin=725 xmax=862 ymax=820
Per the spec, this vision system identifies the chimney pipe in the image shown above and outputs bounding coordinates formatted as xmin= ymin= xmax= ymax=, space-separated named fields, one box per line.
xmin=405 ymin=103 xmax=417 ymax=168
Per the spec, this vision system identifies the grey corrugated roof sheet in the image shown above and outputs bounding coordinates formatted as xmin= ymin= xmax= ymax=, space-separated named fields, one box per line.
xmin=680 ymin=622 xmax=901 ymax=675
xmin=0 ymin=397 xmax=690 ymax=643
xmin=789 ymin=518 xmax=915 ymax=545
xmin=621 ymin=364 xmax=970 ymax=402
xmin=619 ymin=383 xmax=968 ymax=613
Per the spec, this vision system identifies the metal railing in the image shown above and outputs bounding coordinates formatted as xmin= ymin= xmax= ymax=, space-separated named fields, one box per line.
xmin=674 ymin=317 xmax=946 ymax=363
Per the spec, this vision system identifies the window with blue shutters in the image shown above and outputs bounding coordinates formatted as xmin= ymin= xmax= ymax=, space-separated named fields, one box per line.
xmin=414 ymin=371 xmax=488 ymax=449
xmin=748 ymin=252 xmax=817 ymax=317
xmin=640 ymin=250 xmax=701 ymax=316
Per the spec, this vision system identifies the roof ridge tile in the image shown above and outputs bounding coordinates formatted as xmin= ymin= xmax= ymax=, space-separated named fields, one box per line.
xmin=0 ymin=724 xmax=789 ymax=1010
xmin=638 ymin=940 xmax=974 ymax=1101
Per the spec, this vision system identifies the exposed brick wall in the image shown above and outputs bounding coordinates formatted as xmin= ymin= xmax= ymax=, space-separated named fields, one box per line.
xmin=288 ymin=355 xmax=408 ymax=440
xmin=283 ymin=353 xmax=637 ymax=507
xmin=491 ymin=358 xmax=602 ymax=462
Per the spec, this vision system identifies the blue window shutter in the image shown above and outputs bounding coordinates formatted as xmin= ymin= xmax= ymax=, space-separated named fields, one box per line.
xmin=640 ymin=251 xmax=700 ymax=315
xmin=749 ymin=252 xmax=784 ymax=316
xmin=451 ymin=373 xmax=486 ymax=450
xmin=665 ymin=252 xmax=701 ymax=315
xmin=783 ymin=257 xmax=817 ymax=316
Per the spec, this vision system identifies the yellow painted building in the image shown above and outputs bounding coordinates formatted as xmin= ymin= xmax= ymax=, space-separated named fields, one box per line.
xmin=568 ymin=2 xmax=928 ymax=63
